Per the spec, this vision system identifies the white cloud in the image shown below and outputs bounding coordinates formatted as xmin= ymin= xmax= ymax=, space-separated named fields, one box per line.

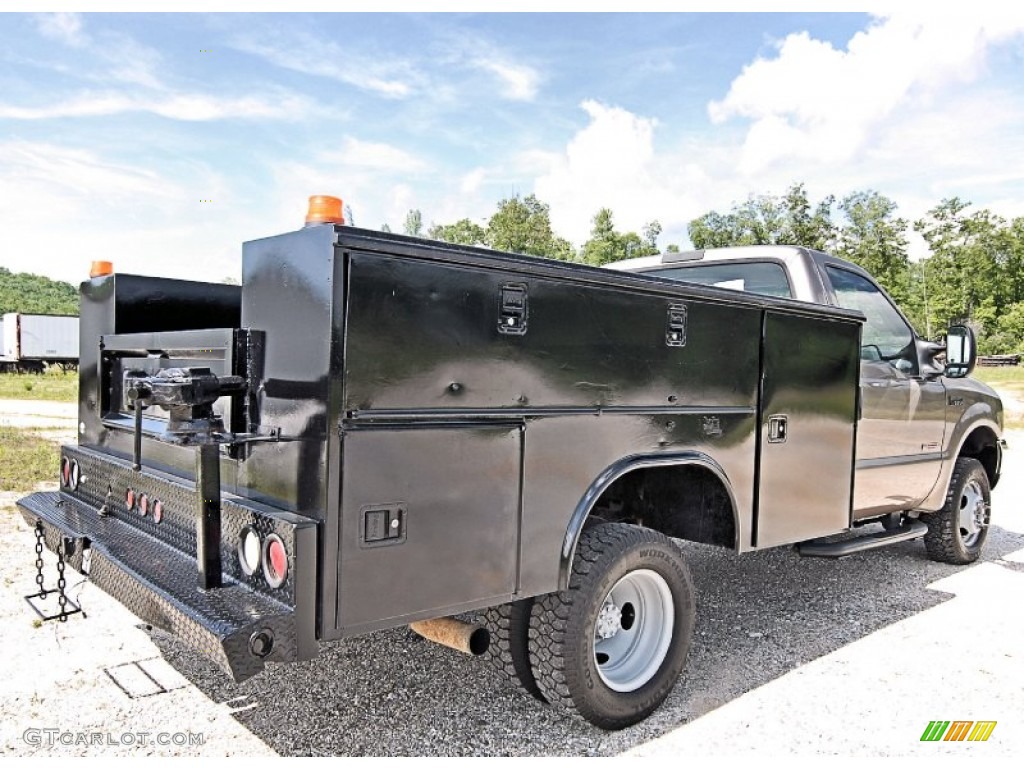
xmin=472 ymin=57 xmax=540 ymax=101
xmin=35 ymin=12 xmax=85 ymax=48
xmin=0 ymin=140 xmax=245 ymax=282
xmin=709 ymin=10 xmax=1024 ymax=175
xmin=0 ymin=90 xmax=315 ymax=122
xmin=459 ymin=167 xmax=487 ymax=195
xmin=5 ymin=16 xmax=317 ymax=124
xmin=232 ymin=33 xmax=416 ymax=99
xmin=534 ymin=100 xmax=699 ymax=244
xmin=328 ymin=138 xmax=428 ymax=172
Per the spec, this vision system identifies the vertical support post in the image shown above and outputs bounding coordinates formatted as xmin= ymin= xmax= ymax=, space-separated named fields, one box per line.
xmin=133 ymin=399 xmax=144 ymax=471
xmin=196 ymin=443 xmax=222 ymax=589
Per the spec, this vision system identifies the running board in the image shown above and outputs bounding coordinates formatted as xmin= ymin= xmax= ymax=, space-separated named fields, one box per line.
xmin=797 ymin=521 xmax=928 ymax=558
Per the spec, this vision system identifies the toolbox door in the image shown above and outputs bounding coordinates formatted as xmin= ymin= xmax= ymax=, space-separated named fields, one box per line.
xmin=337 ymin=423 xmax=521 ymax=633
xmin=754 ymin=311 xmax=861 ymax=548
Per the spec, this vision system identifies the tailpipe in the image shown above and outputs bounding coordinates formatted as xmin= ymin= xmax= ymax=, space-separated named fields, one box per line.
xmin=409 ymin=617 xmax=490 ymax=656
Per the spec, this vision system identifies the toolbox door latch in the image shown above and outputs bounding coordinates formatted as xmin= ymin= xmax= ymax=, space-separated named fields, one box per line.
xmin=498 ymin=283 xmax=528 ymax=336
xmin=666 ymin=303 xmax=687 ymax=347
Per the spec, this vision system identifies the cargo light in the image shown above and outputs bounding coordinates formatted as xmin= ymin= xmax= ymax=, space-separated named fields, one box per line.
xmin=89 ymin=261 xmax=114 ymax=278
xmin=262 ymin=534 xmax=288 ymax=588
xmin=238 ymin=526 xmax=261 ymax=576
xmin=305 ymin=195 xmax=344 ymax=227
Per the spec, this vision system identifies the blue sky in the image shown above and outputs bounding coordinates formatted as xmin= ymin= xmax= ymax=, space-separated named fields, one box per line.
xmin=2 ymin=10 xmax=1024 ymax=282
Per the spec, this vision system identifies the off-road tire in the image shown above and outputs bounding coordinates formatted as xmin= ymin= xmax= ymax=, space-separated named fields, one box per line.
xmin=528 ymin=523 xmax=695 ymax=730
xmin=923 ymin=457 xmax=991 ymax=565
xmin=483 ymin=599 xmax=545 ymax=700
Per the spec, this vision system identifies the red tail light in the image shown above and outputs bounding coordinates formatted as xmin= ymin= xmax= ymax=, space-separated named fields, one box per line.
xmin=262 ymin=534 xmax=288 ymax=588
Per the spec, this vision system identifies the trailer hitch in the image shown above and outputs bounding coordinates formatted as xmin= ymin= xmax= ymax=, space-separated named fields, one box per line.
xmin=124 ymin=367 xmax=246 ymax=590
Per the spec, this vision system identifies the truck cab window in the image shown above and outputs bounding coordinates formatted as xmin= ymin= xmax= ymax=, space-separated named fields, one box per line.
xmin=825 ymin=265 xmax=915 ymax=372
xmin=647 ymin=261 xmax=792 ymax=298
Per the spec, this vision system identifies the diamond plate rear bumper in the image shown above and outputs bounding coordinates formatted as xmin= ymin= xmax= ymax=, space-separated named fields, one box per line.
xmin=18 ymin=489 xmax=317 ymax=682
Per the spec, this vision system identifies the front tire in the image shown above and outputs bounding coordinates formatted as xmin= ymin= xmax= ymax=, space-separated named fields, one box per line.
xmin=923 ymin=457 xmax=991 ymax=564
xmin=528 ymin=523 xmax=695 ymax=730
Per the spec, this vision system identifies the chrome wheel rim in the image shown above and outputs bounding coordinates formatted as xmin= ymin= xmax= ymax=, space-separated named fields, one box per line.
xmin=958 ymin=478 xmax=988 ymax=547
xmin=593 ymin=569 xmax=674 ymax=692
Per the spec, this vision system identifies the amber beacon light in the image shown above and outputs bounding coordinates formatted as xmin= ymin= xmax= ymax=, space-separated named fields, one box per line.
xmin=305 ymin=195 xmax=344 ymax=226
xmin=89 ymin=260 xmax=114 ymax=278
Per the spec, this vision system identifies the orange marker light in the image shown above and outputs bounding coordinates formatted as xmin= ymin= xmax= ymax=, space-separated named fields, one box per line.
xmin=305 ymin=195 xmax=344 ymax=226
xmin=90 ymin=260 xmax=114 ymax=278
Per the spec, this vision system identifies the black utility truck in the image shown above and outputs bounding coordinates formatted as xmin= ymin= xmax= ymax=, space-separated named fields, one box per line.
xmin=19 ymin=198 xmax=1002 ymax=730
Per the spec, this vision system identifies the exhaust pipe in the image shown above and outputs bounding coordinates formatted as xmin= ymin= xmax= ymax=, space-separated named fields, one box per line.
xmin=409 ymin=617 xmax=490 ymax=656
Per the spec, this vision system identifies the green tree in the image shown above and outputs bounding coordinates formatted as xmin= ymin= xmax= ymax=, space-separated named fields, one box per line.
xmin=783 ymin=183 xmax=836 ymax=250
xmin=688 ymin=182 xmax=835 ymax=250
xmin=581 ymin=209 xmax=657 ymax=266
xmin=915 ymin=199 xmax=1000 ymax=330
xmin=581 ymin=208 xmax=621 ymax=266
xmin=835 ymin=190 xmax=912 ymax=310
xmin=427 ymin=219 xmax=487 ymax=246
xmin=0 ymin=268 xmax=79 ymax=316
xmin=485 ymin=194 xmax=575 ymax=261
xmin=403 ymin=209 xmax=423 ymax=237
xmin=642 ymin=220 xmax=662 ymax=253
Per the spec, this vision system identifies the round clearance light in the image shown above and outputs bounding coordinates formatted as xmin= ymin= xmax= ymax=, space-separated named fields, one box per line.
xmin=152 ymin=500 xmax=164 ymax=524
xmin=60 ymin=457 xmax=71 ymax=487
xmin=68 ymin=460 xmax=81 ymax=491
xmin=138 ymin=493 xmax=149 ymax=516
xmin=126 ymin=488 xmax=136 ymax=510
xmin=262 ymin=534 xmax=288 ymax=588
xmin=238 ymin=526 xmax=261 ymax=576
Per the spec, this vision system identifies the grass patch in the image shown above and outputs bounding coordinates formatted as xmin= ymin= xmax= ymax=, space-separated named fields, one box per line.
xmin=974 ymin=365 xmax=1024 ymax=430
xmin=0 ymin=370 xmax=77 ymax=402
xmin=973 ymin=365 xmax=1024 ymax=387
xmin=0 ymin=426 xmax=59 ymax=491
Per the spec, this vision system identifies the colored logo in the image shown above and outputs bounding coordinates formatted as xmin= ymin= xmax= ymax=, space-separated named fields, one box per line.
xmin=920 ymin=721 xmax=997 ymax=742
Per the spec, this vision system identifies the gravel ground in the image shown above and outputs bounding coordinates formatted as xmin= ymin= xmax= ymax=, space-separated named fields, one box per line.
xmin=0 ymin=410 xmax=1021 ymax=756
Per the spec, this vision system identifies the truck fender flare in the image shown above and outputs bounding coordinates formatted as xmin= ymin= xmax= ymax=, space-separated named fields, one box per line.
xmin=558 ymin=451 xmax=738 ymax=589
xmin=921 ymin=416 xmax=1003 ymax=512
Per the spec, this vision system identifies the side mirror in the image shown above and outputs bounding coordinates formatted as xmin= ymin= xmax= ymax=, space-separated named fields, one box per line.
xmin=945 ymin=325 xmax=977 ymax=378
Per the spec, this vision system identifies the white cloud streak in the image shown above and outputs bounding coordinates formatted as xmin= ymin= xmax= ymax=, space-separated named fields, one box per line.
xmin=231 ymin=32 xmax=417 ymax=98
xmin=0 ymin=91 xmax=315 ymax=121
xmin=472 ymin=57 xmax=540 ymax=101
xmin=7 ymin=14 xmax=317 ymax=123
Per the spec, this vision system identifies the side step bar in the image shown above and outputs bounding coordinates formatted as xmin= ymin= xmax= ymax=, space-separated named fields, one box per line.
xmin=797 ymin=521 xmax=928 ymax=559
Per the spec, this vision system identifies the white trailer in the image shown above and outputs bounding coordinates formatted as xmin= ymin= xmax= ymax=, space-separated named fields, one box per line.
xmin=1 ymin=313 xmax=79 ymax=372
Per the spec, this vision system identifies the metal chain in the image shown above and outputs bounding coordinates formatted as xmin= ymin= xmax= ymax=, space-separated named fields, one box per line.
xmin=33 ymin=523 xmax=45 ymax=600
xmin=56 ymin=539 xmax=68 ymax=622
